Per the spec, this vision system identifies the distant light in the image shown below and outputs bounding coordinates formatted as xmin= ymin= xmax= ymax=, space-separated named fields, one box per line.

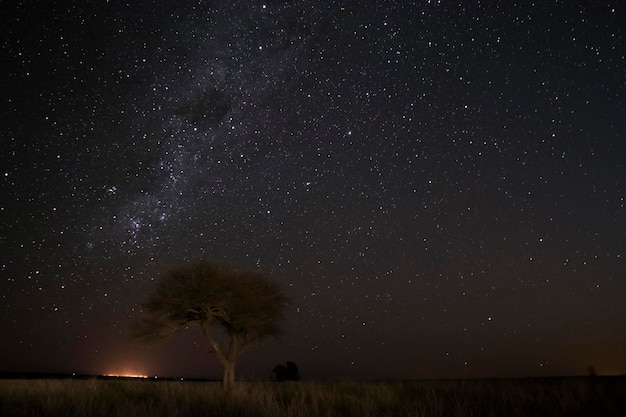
xmin=103 ymin=373 xmax=149 ymax=379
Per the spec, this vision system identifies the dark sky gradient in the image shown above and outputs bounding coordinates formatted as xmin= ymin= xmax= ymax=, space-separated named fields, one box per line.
xmin=1 ymin=1 xmax=624 ymax=380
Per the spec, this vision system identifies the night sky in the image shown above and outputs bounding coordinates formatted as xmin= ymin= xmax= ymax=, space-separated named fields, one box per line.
xmin=1 ymin=1 xmax=625 ymax=380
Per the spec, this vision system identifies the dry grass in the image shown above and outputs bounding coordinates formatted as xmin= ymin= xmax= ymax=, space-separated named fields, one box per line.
xmin=1 ymin=376 xmax=624 ymax=416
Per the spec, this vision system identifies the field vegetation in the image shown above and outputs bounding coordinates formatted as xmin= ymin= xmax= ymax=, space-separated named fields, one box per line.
xmin=1 ymin=376 xmax=624 ymax=417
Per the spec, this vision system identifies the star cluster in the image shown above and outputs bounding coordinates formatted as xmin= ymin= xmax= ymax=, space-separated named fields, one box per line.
xmin=1 ymin=1 xmax=624 ymax=379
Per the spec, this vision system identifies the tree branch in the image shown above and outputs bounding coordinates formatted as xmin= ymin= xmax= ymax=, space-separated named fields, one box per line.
xmin=200 ymin=320 xmax=228 ymax=365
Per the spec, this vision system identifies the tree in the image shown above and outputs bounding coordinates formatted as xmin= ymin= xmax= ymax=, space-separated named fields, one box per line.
xmin=133 ymin=261 xmax=290 ymax=389
xmin=286 ymin=361 xmax=300 ymax=380
xmin=271 ymin=361 xmax=300 ymax=381
xmin=271 ymin=364 xmax=288 ymax=381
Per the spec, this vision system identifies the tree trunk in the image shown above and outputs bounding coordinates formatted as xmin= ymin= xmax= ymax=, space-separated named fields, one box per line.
xmin=221 ymin=332 xmax=241 ymax=390
xmin=201 ymin=322 xmax=233 ymax=389
xmin=201 ymin=322 xmax=243 ymax=390
xmin=222 ymin=359 xmax=236 ymax=390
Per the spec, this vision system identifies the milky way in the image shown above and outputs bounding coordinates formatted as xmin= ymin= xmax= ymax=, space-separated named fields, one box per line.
xmin=1 ymin=1 xmax=624 ymax=379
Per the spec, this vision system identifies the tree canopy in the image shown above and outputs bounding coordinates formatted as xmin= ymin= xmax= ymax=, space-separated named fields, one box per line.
xmin=133 ymin=261 xmax=290 ymax=388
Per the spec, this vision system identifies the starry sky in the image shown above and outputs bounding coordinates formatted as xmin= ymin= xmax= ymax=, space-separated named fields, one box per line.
xmin=1 ymin=1 xmax=625 ymax=380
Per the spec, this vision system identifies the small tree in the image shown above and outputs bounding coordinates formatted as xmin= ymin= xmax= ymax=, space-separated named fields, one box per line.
xmin=271 ymin=361 xmax=300 ymax=381
xmin=133 ymin=261 xmax=290 ymax=389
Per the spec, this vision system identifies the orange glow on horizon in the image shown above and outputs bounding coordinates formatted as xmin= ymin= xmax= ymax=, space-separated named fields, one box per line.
xmin=103 ymin=373 xmax=152 ymax=378
xmin=103 ymin=366 xmax=155 ymax=378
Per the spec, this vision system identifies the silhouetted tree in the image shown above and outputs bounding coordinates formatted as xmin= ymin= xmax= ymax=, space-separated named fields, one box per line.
xmin=133 ymin=261 xmax=290 ymax=390
xmin=286 ymin=361 xmax=300 ymax=380
xmin=271 ymin=361 xmax=300 ymax=381
xmin=271 ymin=364 xmax=288 ymax=381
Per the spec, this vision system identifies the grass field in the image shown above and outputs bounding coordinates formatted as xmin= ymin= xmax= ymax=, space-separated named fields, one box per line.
xmin=1 ymin=376 xmax=624 ymax=416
